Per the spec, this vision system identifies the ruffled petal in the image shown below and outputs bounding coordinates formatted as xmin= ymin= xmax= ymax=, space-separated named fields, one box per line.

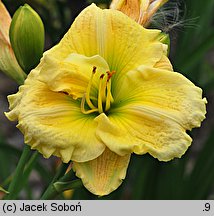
xmin=96 ymin=109 xmax=192 ymax=161
xmin=154 ymin=54 xmax=173 ymax=71
xmin=46 ymin=4 xmax=165 ymax=84
xmin=96 ymin=67 xmax=207 ymax=161
xmin=5 ymin=70 xmax=105 ymax=163
xmin=73 ymin=148 xmax=130 ymax=196
xmin=115 ymin=66 xmax=207 ymax=130
xmin=38 ymin=53 xmax=109 ymax=99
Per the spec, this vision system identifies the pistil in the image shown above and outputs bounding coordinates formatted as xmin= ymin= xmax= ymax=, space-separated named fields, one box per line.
xmin=81 ymin=66 xmax=115 ymax=115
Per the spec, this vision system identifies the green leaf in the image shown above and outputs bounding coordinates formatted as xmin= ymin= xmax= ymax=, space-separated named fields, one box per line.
xmin=186 ymin=131 xmax=214 ymax=199
xmin=4 ymin=145 xmax=32 ymax=200
xmin=180 ymin=31 xmax=214 ymax=71
xmin=130 ymin=155 xmax=158 ymax=199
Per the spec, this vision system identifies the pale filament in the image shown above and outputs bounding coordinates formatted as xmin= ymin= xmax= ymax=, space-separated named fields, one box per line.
xmin=85 ymin=66 xmax=97 ymax=110
xmin=81 ymin=93 xmax=99 ymax=114
xmin=98 ymin=74 xmax=105 ymax=114
xmin=81 ymin=67 xmax=115 ymax=114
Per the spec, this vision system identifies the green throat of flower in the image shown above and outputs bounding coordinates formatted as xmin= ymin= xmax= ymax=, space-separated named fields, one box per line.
xmin=81 ymin=66 xmax=115 ymax=115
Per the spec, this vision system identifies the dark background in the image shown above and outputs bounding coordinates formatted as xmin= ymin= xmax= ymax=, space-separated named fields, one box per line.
xmin=0 ymin=0 xmax=214 ymax=199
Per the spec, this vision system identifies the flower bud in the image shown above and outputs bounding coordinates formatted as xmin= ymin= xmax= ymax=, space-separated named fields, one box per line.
xmin=110 ymin=0 xmax=168 ymax=27
xmin=0 ymin=1 xmax=26 ymax=85
xmin=158 ymin=32 xmax=170 ymax=55
xmin=9 ymin=4 xmax=45 ymax=73
xmin=159 ymin=32 xmax=170 ymax=46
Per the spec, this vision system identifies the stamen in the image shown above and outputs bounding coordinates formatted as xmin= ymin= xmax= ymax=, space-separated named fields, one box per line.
xmin=92 ymin=66 xmax=97 ymax=74
xmin=98 ymin=74 xmax=105 ymax=113
xmin=81 ymin=93 xmax=98 ymax=114
xmin=105 ymin=71 xmax=116 ymax=111
xmin=100 ymin=74 xmax=105 ymax=79
xmin=85 ymin=67 xmax=97 ymax=110
xmin=106 ymin=71 xmax=116 ymax=82
xmin=81 ymin=67 xmax=116 ymax=115
xmin=105 ymin=79 xmax=112 ymax=111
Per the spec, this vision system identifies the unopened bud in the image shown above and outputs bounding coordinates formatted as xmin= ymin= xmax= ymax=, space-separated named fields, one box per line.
xmin=0 ymin=1 xmax=26 ymax=85
xmin=9 ymin=4 xmax=45 ymax=73
xmin=110 ymin=0 xmax=168 ymax=27
xmin=158 ymin=32 xmax=170 ymax=55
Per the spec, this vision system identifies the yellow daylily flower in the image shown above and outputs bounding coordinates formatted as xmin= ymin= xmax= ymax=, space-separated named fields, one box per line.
xmin=5 ymin=4 xmax=206 ymax=196
xmin=110 ymin=0 xmax=168 ymax=26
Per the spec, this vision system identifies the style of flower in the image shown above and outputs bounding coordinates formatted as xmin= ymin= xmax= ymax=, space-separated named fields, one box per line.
xmin=5 ymin=4 xmax=207 ymax=196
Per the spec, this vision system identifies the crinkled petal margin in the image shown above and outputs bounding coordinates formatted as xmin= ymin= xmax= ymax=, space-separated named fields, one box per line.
xmin=73 ymin=148 xmax=130 ymax=196
xmin=43 ymin=4 xmax=166 ymax=94
xmin=95 ymin=66 xmax=207 ymax=161
xmin=5 ymin=69 xmax=106 ymax=163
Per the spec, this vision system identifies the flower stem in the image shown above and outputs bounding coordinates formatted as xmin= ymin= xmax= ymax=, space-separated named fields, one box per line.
xmin=54 ymin=179 xmax=82 ymax=194
xmin=40 ymin=162 xmax=70 ymax=200
xmin=17 ymin=151 xmax=39 ymax=193
xmin=41 ymin=165 xmax=82 ymax=200
xmin=40 ymin=183 xmax=58 ymax=200
xmin=4 ymin=145 xmax=32 ymax=199
xmin=2 ymin=152 xmax=40 ymax=189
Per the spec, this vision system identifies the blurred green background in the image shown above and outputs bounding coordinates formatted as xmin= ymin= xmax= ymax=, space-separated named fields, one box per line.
xmin=0 ymin=0 xmax=214 ymax=199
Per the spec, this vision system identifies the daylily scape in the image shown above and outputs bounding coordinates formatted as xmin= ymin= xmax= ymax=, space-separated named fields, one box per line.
xmin=5 ymin=4 xmax=207 ymax=196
